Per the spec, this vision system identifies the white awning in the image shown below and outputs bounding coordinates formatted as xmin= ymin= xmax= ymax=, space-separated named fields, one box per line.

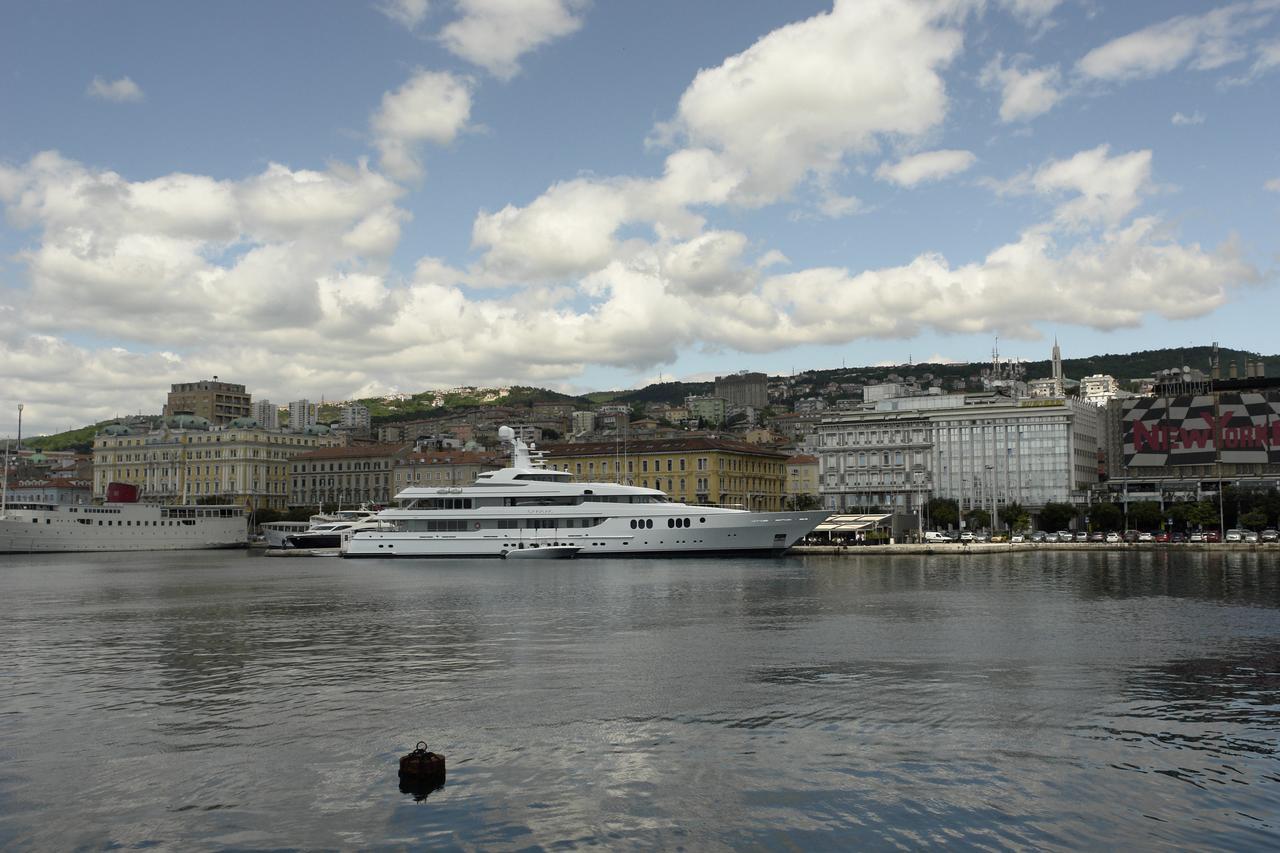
xmin=813 ymin=513 xmax=892 ymax=532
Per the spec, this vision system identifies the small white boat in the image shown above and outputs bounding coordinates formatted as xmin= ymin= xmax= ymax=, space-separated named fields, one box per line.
xmin=287 ymin=518 xmax=398 ymax=550
xmin=260 ymin=521 xmax=312 ymax=548
xmin=501 ymin=544 xmax=580 ymax=560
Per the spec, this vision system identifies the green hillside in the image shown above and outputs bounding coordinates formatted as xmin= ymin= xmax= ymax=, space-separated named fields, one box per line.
xmin=20 ymin=345 xmax=1277 ymax=449
xmin=25 ymin=422 xmax=111 ymax=453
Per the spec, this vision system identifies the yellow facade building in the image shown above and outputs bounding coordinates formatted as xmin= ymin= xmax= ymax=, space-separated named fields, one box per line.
xmin=544 ymin=437 xmax=788 ymax=511
xmin=93 ymin=416 xmax=343 ymax=510
xmin=784 ymin=453 xmax=821 ymax=509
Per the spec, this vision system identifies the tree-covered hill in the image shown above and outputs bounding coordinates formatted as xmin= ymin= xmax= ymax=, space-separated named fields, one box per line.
xmin=19 ymin=346 xmax=1276 ymax=448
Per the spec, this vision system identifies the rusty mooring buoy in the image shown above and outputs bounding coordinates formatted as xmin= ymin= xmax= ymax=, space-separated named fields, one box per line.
xmin=399 ymin=741 xmax=446 ymax=796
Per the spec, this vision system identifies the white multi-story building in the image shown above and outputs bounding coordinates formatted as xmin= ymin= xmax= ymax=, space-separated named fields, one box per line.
xmin=339 ymin=402 xmax=371 ymax=430
xmin=252 ymin=399 xmax=280 ymax=429
xmin=571 ymin=410 xmax=597 ymax=435
xmin=1080 ymin=374 xmax=1126 ymax=406
xmin=814 ymin=392 xmax=1100 ymax=521
xmin=288 ymin=399 xmax=318 ymax=433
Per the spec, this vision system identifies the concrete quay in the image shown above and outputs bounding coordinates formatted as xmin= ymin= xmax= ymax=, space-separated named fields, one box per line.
xmin=792 ymin=542 xmax=1280 ymax=556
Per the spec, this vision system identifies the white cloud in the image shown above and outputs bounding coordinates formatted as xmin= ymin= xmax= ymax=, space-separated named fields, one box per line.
xmin=371 ymin=69 xmax=472 ymax=180
xmin=0 ymin=148 xmax=1257 ymax=436
xmin=468 ymin=147 xmax=743 ymax=282
xmin=980 ymin=55 xmax=1063 ymax=122
xmin=1077 ymin=3 xmax=1277 ymax=81
xmin=471 ymin=178 xmax=636 ymax=281
xmin=1171 ymin=110 xmax=1206 ymax=125
xmin=989 ymin=145 xmax=1153 ymax=230
xmin=0 ymin=151 xmax=408 ymax=346
xmin=440 ymin=0 xmax=586 ymax=80
xmin=875 ymin=149 xmax=976 ymax=187
xmin=997 ymin=0 xmax=1065 ymax=26
xmin=1032 ymin=146 xmax=1152 ymax=228
xmin=660 ymin=231 xmax=753 ymax=296
xmin=662 ymin=0 xmax=963 ymax=205
xmin=86 ymin=76 xmax=143 ymax=103
xmin=1254 ymin=38 xmax=1280 ymax=74
xmin=814 ymin=191 xmax=864 ymax=218
xmin=377 ymin=0 xmax=430 ymax=29
xmin=760 ymin=219 xmax=1254 ymax=343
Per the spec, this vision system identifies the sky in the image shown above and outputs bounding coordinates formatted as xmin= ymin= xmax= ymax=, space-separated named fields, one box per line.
xmin=1 ymin=0 xmax=1278 ymax=436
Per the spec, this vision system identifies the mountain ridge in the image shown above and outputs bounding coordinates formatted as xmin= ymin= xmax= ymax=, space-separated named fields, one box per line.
xmin=22 ymin=345 xmax=1277 ymax=452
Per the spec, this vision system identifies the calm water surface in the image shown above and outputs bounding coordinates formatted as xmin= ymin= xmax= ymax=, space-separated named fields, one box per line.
xmin=1 ymin=550 xmax=1278 ymax=850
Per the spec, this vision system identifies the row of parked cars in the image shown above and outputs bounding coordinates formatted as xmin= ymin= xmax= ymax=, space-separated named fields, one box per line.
xmin=927 ymin=529 xmax=1279 ymax=544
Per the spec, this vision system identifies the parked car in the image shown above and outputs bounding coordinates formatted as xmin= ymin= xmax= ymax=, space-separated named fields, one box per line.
xmin=1225 ymin=529 xmax=1245 ymax=543
xmin=958 ymin=531 xmax=975 ymax=542
xmin=1031 ymin=531 xmax=1048 ymax=543
xmin=1189 ymin=532 xmax=1206 ymax=543
xmin=1206 ymin=531 xmax=1221 ymax=543
xmin=1074 ymin=532 xmax=1089 ymax=542
xmin=923 ymin=531 xmax=950 ymax=543
xmin=1056 ymin=531 xmax=1074 ymax=543
xmin=1170 ymin=532 xmax=1187 ymax=543
xmin=1261 ymin=529 xmax=1279 ymax=542
xmin=1087 ymin=532 xmax=1105 ymax=542
xmin=1154 ymin=532 xmax=1170 ymax=543
xmin=1104 ymin=532 xmax=1122 ymax=543
xmin=1122 ymin=530 xmax=1140 ymax=543
xmin=975 ymin=532 xmax=991 ymax=543
xmin=1010 ymin=533 xmax=1025 ymax=543
xmin=1138 ymin=532 xmax=1154 ymax=542
xmin=1244 ymin=531 xmax=1259 ymax=543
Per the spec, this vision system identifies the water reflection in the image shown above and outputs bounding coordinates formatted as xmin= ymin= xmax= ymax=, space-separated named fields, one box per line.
xmin=0 ymin=551 xmax=1277 ymax=849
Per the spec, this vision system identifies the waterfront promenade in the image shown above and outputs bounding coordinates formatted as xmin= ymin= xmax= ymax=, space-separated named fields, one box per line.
xmin=794 ymin=542 xmax=1280 ymax=555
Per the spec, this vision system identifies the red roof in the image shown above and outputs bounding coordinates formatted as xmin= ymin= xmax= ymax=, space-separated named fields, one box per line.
xmin=402 ymin=451 xmax=502 ymax=466
xmin=291 ymin=443 xmax=411 ymax=461
xmin=544 ymin=436 xmax=788 ymax=459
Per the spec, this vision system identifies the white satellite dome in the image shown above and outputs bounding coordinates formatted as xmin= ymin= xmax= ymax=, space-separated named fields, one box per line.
xmin=498 ymin=425 xmax=516 ymax=441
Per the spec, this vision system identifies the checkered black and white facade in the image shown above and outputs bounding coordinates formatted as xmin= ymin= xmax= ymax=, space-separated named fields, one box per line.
xmin=1122 ymin=392 xmax=1280 ymax=467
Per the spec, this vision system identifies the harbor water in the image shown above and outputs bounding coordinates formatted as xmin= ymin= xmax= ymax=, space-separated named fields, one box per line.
xmin=1 ymin=550 xmax=1278 ymax=849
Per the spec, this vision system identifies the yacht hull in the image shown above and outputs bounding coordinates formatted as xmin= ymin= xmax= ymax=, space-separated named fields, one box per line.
xmin=342 ymin=511 xmax=827 ymax=559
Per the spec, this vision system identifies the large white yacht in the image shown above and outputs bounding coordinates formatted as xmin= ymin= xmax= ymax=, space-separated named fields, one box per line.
xmin=0 ymin=488 xmax=247 ymax=553
xmin=343 ymin=427 xmax=829 ymax=559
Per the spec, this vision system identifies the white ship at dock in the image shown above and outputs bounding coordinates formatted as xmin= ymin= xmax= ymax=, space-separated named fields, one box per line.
xmin=343 ymin=427 xmax=829 ymax=559
xmin=0 ymin=500 xmax=248 ymax=553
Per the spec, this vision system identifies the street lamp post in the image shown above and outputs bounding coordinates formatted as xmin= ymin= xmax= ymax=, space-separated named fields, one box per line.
xmin=1122 ymin=464 xmax=1129 ymax=533
xmin=16 ymin=403 xmax=23 ymax=452
xmin=986 ymin=464 xmax=999 ymax=534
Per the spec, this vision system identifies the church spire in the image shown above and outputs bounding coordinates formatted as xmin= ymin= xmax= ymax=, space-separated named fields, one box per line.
xmin=1051 ymin=338 xmax=1063 ymax=396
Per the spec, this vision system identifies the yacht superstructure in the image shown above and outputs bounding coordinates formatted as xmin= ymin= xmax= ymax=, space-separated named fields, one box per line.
xmin=343 ymin=427 xmax=828 ymax=558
